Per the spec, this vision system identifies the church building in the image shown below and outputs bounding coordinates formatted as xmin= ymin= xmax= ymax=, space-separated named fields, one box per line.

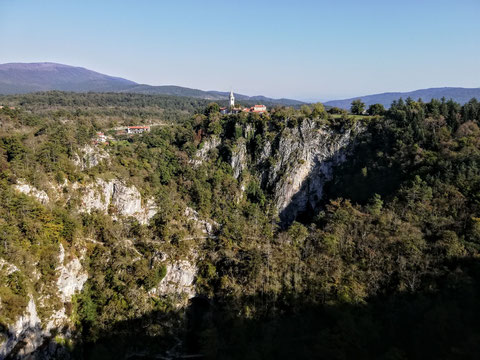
xmin=229 ymin=90 xmax=235 ymax=108
xmin=220 ymin=90 xmax=267 ymax=115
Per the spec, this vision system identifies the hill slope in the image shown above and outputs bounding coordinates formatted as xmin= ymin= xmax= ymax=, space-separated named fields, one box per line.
xmin=325 ymin=87 xmax=480 ymax=109
xmin=0 ymin=62 xmax=137 ymax=93
xmin=0 ymin=62 xmax=303 ymax=105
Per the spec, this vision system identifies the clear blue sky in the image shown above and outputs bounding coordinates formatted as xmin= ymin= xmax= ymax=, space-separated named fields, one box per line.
xmin=1 ymin=0 xmax=479 ymax=101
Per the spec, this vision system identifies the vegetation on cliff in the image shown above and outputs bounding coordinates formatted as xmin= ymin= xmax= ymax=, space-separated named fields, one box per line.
xmin=1 ymin=93 xmax=480 ymax=359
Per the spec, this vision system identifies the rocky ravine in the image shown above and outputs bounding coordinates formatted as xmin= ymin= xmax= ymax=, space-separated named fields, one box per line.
xmin=0 ymin=245 xmax=87 ymax=359
xmin=202 ymin=119 xmax=360 ymax=225
xmin=263 ymin=119 xmax=358 ymax=224
xmin=2 ymin=120 xmax=358 ymax=358
xmin=77 ymin=178 xmax=157 ymax=225
xmin=3 ymin=173 xmax=212 ymax=359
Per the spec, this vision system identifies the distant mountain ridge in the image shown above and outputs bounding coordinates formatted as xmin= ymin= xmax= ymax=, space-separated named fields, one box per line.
xmin=325 ymin=87 xmax=480 ymax=109
xmin=0 ymin=62 xmax=303 ymax=105
xmin=0 ymin=62 xmax=136 ymax=93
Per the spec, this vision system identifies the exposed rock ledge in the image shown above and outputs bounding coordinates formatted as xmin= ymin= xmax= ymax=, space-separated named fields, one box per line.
xmin=0 ymin=296 xmax=43 ymax=359
xmin=13 ymin=181 xmax=49 ymax=204
xmin=78 ymin=178 xmax=157 ymax=225
xmin=153 ymin=260 xmax=196 ymax=305
xmin=262 ymin=119 xmax=360 ymax=225
xmin=191 ymin=135 xmax=221 ymax=166
xmin=0 ymin=245 xmax=87 ymax=359
xmin=56 ymin=244 xmax=88 ymax=303
xmin=73 ymin=144 xmax=110 ymax=170
xmin=0 ymin=258 xmax=19 ymax=275
xmin=231 ymin=139 xmax=247 ymax=179
xmin=185 ymin=207 xmax=217 ymax=236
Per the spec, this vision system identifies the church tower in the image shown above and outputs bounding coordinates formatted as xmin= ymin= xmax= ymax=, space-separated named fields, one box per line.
xmin=229 ymin=90 xmax=235 ymax=108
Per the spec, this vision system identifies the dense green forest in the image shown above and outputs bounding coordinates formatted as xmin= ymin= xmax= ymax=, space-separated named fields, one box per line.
xmin=0 ymin=91 xmax=213 ymax=125
xmin=1 ymin=93 xmax=480 ymax=359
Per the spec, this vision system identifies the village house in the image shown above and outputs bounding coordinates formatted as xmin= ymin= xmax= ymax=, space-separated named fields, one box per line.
xmin=246 ymin=104 xmax=267 ymax=113
xmin=96 ymin=132 xmax=107 ymax=143
xmin=126 ymin=125 xmax=150 ymax=134
xmin=92 ymin=132 xmax=109 ymax=145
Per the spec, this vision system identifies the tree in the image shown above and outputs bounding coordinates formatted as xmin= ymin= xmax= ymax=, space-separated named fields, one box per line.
xmin=328 ymin=107 xmax=344 ymax=114
xmin=204 ymin=102 xmax=220 ymax=116
xmin=367 ymin=103 xmax=386 ymax=116
xmin=312 ymin=102 xmax=327 ymax=119
xmin=350 ymin=99 xmax=366 ymax=115
xmin=300 ymin=105 xmax=312 ymax=117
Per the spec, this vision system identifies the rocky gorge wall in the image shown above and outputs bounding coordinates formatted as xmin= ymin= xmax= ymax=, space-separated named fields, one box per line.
xmin=1 ymin=146 xmax=214 ymax=359
xmin=1 ymin=116 xmax=359 ymax=359
xmin=198 ymin=118 xmax=360 ymax=225
xmin=0 ymin=245 xmax=87 ymax=359
xmin=262 ymin=119 xmax=358 ymax=224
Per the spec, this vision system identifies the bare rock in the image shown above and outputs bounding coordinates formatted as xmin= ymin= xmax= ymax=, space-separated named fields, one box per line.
xmin=192 ymin=136 xmax=221 ymax=166
xmin=152 ymin=260 xmax=197 ymax=307
xmin=73 ymin=144 xmax=110 ymax=170
xmin=13 ymin=181 xmax=49 ymax=204
xmin=0 ymin=297 xmax=42 ymax=359
xmin=56 ymin=244 xmax=88 ymax=303
xmin=231 ymin=140 xmax=247 ymax=179
xmin=78 ymin=179 xmax=157 ymax=224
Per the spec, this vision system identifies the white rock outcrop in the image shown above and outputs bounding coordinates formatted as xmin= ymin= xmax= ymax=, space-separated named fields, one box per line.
xmin=231 ymin=140 xmax=247 ymax=179
xmin=111 ymin=182 xmax=157 ymax=223
xmin=152 ymin=260 xmax=197 ymax=306
xmin=185 ymin=207 xmax=216 ymax=236
xmin=73 ymin=144 xmax=110 ymax=170
xmin=13 ymin=181 xmax=49 ymax=204
xmin=56 ymin=244 xmax=88 ymax=303
xmin=261 ymin=119 xmax=359 ymax=225
xmin=192 ymin=136 xmax=221 ymax=166
xmin=0 ymin=244 xmax=88 ymax=359
xmin=0 ymin=258 xmax=19 ymax=275
xmin=0 ymin=297 xmax=42 ymax=359
xmin=79 ymin=178 xmax=157 ymax=224
xmin=78 ymin=178 xmax=114 ymax=214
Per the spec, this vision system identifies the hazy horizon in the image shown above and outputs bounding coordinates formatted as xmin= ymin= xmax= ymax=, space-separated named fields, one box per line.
xmin=1 ymin=0 xmax=479 ymax=101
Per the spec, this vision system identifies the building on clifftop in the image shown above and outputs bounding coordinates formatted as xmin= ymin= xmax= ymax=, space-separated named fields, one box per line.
xmin=220 ymin=90 xmax=267 ymax=115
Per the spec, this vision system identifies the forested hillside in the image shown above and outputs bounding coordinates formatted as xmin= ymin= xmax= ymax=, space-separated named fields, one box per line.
xmin=325 ymin=87 xmax=480 ymax=108
xmin=1 ymin=94 xmax=480 ymax=359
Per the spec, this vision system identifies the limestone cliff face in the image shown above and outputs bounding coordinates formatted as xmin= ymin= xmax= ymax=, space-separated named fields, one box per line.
xmin=13 ymin=175 xmax=157 ymax=226
xmin=0 ymin=244 xmax=87 ymax=359
xmin=192 ymin=119 xmax=358 ymax=225
xmin=56 ymin=244 xmax=88 ymax=303
xmin=73 ymin=144 xmax=110 ymax=170
xmin=261 ymin=119 xmax=357 ymax=224
xmin=231 ymin=139 xmax=247 ymax=179
xmin=151 ymin=260 xmax=197 ymax=307
xmin=192 ymin=135 xmax=221 ymax=166
xmin=185 ymin=207 xmax=217 ymax=236
xmin=148 ymin=207 xmax=216 ymax=307
xmin=0 ymin=296 xmax=43 ymax=359
xmin=195 ymin=118 xmax=358 ymax=225
xmin=78 ymin=178 xmax=157 ymax=224
xmin=13 ymin=181 xmax=49 ymax=204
